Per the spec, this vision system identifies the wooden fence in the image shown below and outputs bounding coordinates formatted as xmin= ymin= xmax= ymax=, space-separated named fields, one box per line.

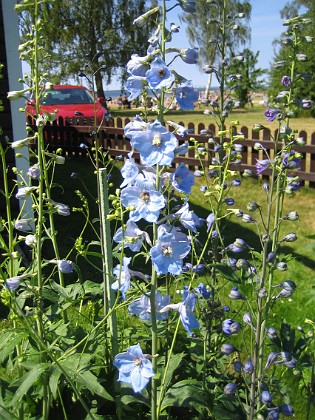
xmin=27 ymin=115 xmax=315 ymax=186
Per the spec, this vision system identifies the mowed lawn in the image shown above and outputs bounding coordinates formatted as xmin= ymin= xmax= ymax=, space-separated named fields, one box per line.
xmin=110 ymin=104 xmax=315 ymax=140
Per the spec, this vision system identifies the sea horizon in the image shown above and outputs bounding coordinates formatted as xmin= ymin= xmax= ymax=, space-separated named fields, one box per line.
xmin=103 ymin=86 xmax=219 ymax=100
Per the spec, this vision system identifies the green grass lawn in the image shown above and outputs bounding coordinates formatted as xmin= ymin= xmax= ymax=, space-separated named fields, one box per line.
xmin=110 ymin=105 xmax=315 ymax=138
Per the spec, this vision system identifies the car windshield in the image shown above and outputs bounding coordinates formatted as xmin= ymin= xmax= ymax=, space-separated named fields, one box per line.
xmin=41 ymin=88 xmax=94 ymax=105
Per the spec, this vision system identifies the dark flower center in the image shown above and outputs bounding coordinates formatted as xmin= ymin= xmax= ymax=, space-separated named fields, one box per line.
xmin=162 ymin=245 xmax=173 ymax=256
xmin=158 ymin=67 xmax=166 ymax=78
xmin=140 ymin=192 xmax=150 ymax=202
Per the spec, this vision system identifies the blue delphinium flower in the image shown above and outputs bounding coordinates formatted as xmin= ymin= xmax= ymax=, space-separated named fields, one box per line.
xmin=111 ymin=257 xmax=132 ymax=300
xmin=125 ymin=75 xmax=146 ymax=101
xmin=281 ymin=75 xmax=292 ymax=87
xmin=173 ymin=202 xmax=202 ymax=233
xmin=160 ymin=291 xmax=199 ymax=336
xmin=124 ymin=115 xmax=147 ymax=139
xmin=264 ymin=108 xmax=281 ymax=122
xmin=131 ymin=120 xmax=177 ymax=166
xmin=194 ymin=283 xmax=211 ymax=298
xmin=175 ymin=82 xmax=199 ymax=111
xmin=150 ymin=224 xmax=191 ymax=275
xmin=146 ymin=56 xmax=174 ymax=89
xmin=120 ymin=177 xmax=165 ymax=223
xmin=127 ymin=54 xmax=150 ymax=77
xmin=5 ymin=276 xmax=23 ymax=291
xmin=264 ymin=352 xmax=279 ymax=370
xmin=120 ymin=153 xmax=139 ymax=188
xmin=113 ymin=343 xmax=154 ymax=393
xmin=113 ymin=219 xmax=150 ymax=252
xmin=256 ymin=158 xmax=272 ymax=175
xmin=170 ymin=163 xmax=195 ymax=194
xmin=128 ymin=290 xmax=170 ymax=321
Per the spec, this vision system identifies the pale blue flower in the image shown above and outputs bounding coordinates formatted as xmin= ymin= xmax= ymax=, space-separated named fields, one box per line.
xmin=124 ymin=115 xmax=147 ymax=139
xmin=111 ymin=257 xmax=132 ymax=300
xmin=170 ymin=163 xmax=194 ymax=194
xmin=120 ymin=154 xmax=139 ymax=188
xmin=175 ymin=83 xmax=199 ymax=111
xmin=173 ymin=202 xmax=202 ymax=233
xmin=113 ymin=343 xmax=154 ymax=393
xmin=146 ymin=56 xmax=174 ymax=89
xmin=14 ymin=218 xmax=34 ymax=231
xmin=160 ymin=292 xmax=199 ymax=336
xmin=128 ymin=290 xmax=170 ymax=321
xmin=125 ymin=75 xmax=146 ymax=101
xmin=113 ymin=219 xmax=150 ymax=252
xmin=131 ymin=120 xmax=177 ymax=166
xmin=150 ymin=224 xmax=191 ymax=275
xmin=127 ymin=54 xmax=150 ymax=77
xmin=16 ymin=186 xmax=36 ymax=200
xmin=121 ymin=180 xmax=165 ymax=223
xmin=27 ymin=164 xmax=40 ymax=179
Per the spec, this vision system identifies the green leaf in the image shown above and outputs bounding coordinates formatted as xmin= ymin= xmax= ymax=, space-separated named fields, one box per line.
xmin=49 ymin=366 xmax=63 ymax=399
xmin=162 ymin=352 xmax=185 ymax=390
xmin=0 ymin=330 xmax=29 ymax=363
xmin=214 ymin=264 xmax=240 ymax=283
xmin=76 ymin=371 xmax=113 ymax=401
xmin=162 ymin=379 xmax=210 ymax=414
xmin=9 ymin=363 xmax=49 ymax=406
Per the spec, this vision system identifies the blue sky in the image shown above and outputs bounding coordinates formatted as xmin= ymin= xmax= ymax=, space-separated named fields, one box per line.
xmin=106 ymin=0 xmax=295 ymax=91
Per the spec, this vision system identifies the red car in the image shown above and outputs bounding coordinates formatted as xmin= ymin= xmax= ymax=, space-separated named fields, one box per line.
xmin=26 ymin=85 xmax=110 ymax=126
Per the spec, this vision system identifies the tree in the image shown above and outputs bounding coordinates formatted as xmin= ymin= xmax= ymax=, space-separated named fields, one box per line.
xmin=268 ymin=1 xmax=315 ymax=116
xmin=227 ymin=48 xmax=266 ymax=108
xmin=179 ymin=0 xmax=251 ymax=95
xmin=18 ymin=0 xmax=156 ymax=98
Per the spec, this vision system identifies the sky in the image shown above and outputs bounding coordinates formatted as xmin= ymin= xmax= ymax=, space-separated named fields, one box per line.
xmin=105 ymin=0 xmax=296 ymax=92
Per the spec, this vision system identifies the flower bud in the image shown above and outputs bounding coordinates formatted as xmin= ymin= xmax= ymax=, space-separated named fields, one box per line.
xmin=224 ymin=383 xmax=237 ymax=395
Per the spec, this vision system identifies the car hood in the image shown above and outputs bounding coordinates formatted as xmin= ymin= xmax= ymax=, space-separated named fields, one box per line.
xmin=40 ymin=103 xmax=105 ymax=119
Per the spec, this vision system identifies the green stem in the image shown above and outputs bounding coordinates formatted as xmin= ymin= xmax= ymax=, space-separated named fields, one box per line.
xmin=99 ymin=168 xmax=118 ymax=358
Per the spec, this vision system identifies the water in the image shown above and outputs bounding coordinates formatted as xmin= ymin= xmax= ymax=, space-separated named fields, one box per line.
xmin=103 ymin=87 xmax=219 ymax=100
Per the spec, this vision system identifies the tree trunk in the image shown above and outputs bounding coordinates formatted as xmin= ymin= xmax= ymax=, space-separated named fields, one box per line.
xmin=204 ymin=73 xmax=212 ymax=100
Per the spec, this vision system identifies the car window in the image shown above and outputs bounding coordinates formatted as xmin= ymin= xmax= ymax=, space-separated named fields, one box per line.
xmin=41 ymin=89 xmax=94 ymax=105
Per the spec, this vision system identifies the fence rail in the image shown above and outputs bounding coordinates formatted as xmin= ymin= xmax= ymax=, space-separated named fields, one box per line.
xmin=28 ymin=115 xmax=315 ymax=186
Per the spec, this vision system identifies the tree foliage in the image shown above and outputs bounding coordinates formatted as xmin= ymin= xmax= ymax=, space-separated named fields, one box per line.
xmin=179 ymin=0 xmax=252 ymax=84
xmin=268 ymin=0 xmax=315 ymax=116
xmin=227 ymin=49 xmax=266 ymax=108
xmin=18 ymin=0 xmax=156 ymax=97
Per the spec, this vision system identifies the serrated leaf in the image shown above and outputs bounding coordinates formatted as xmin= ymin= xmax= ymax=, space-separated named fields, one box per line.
xmin=9 ymin=363 xmax=49 ymax=406
xmin=76 ymin=371 xmax=113 ymax=401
